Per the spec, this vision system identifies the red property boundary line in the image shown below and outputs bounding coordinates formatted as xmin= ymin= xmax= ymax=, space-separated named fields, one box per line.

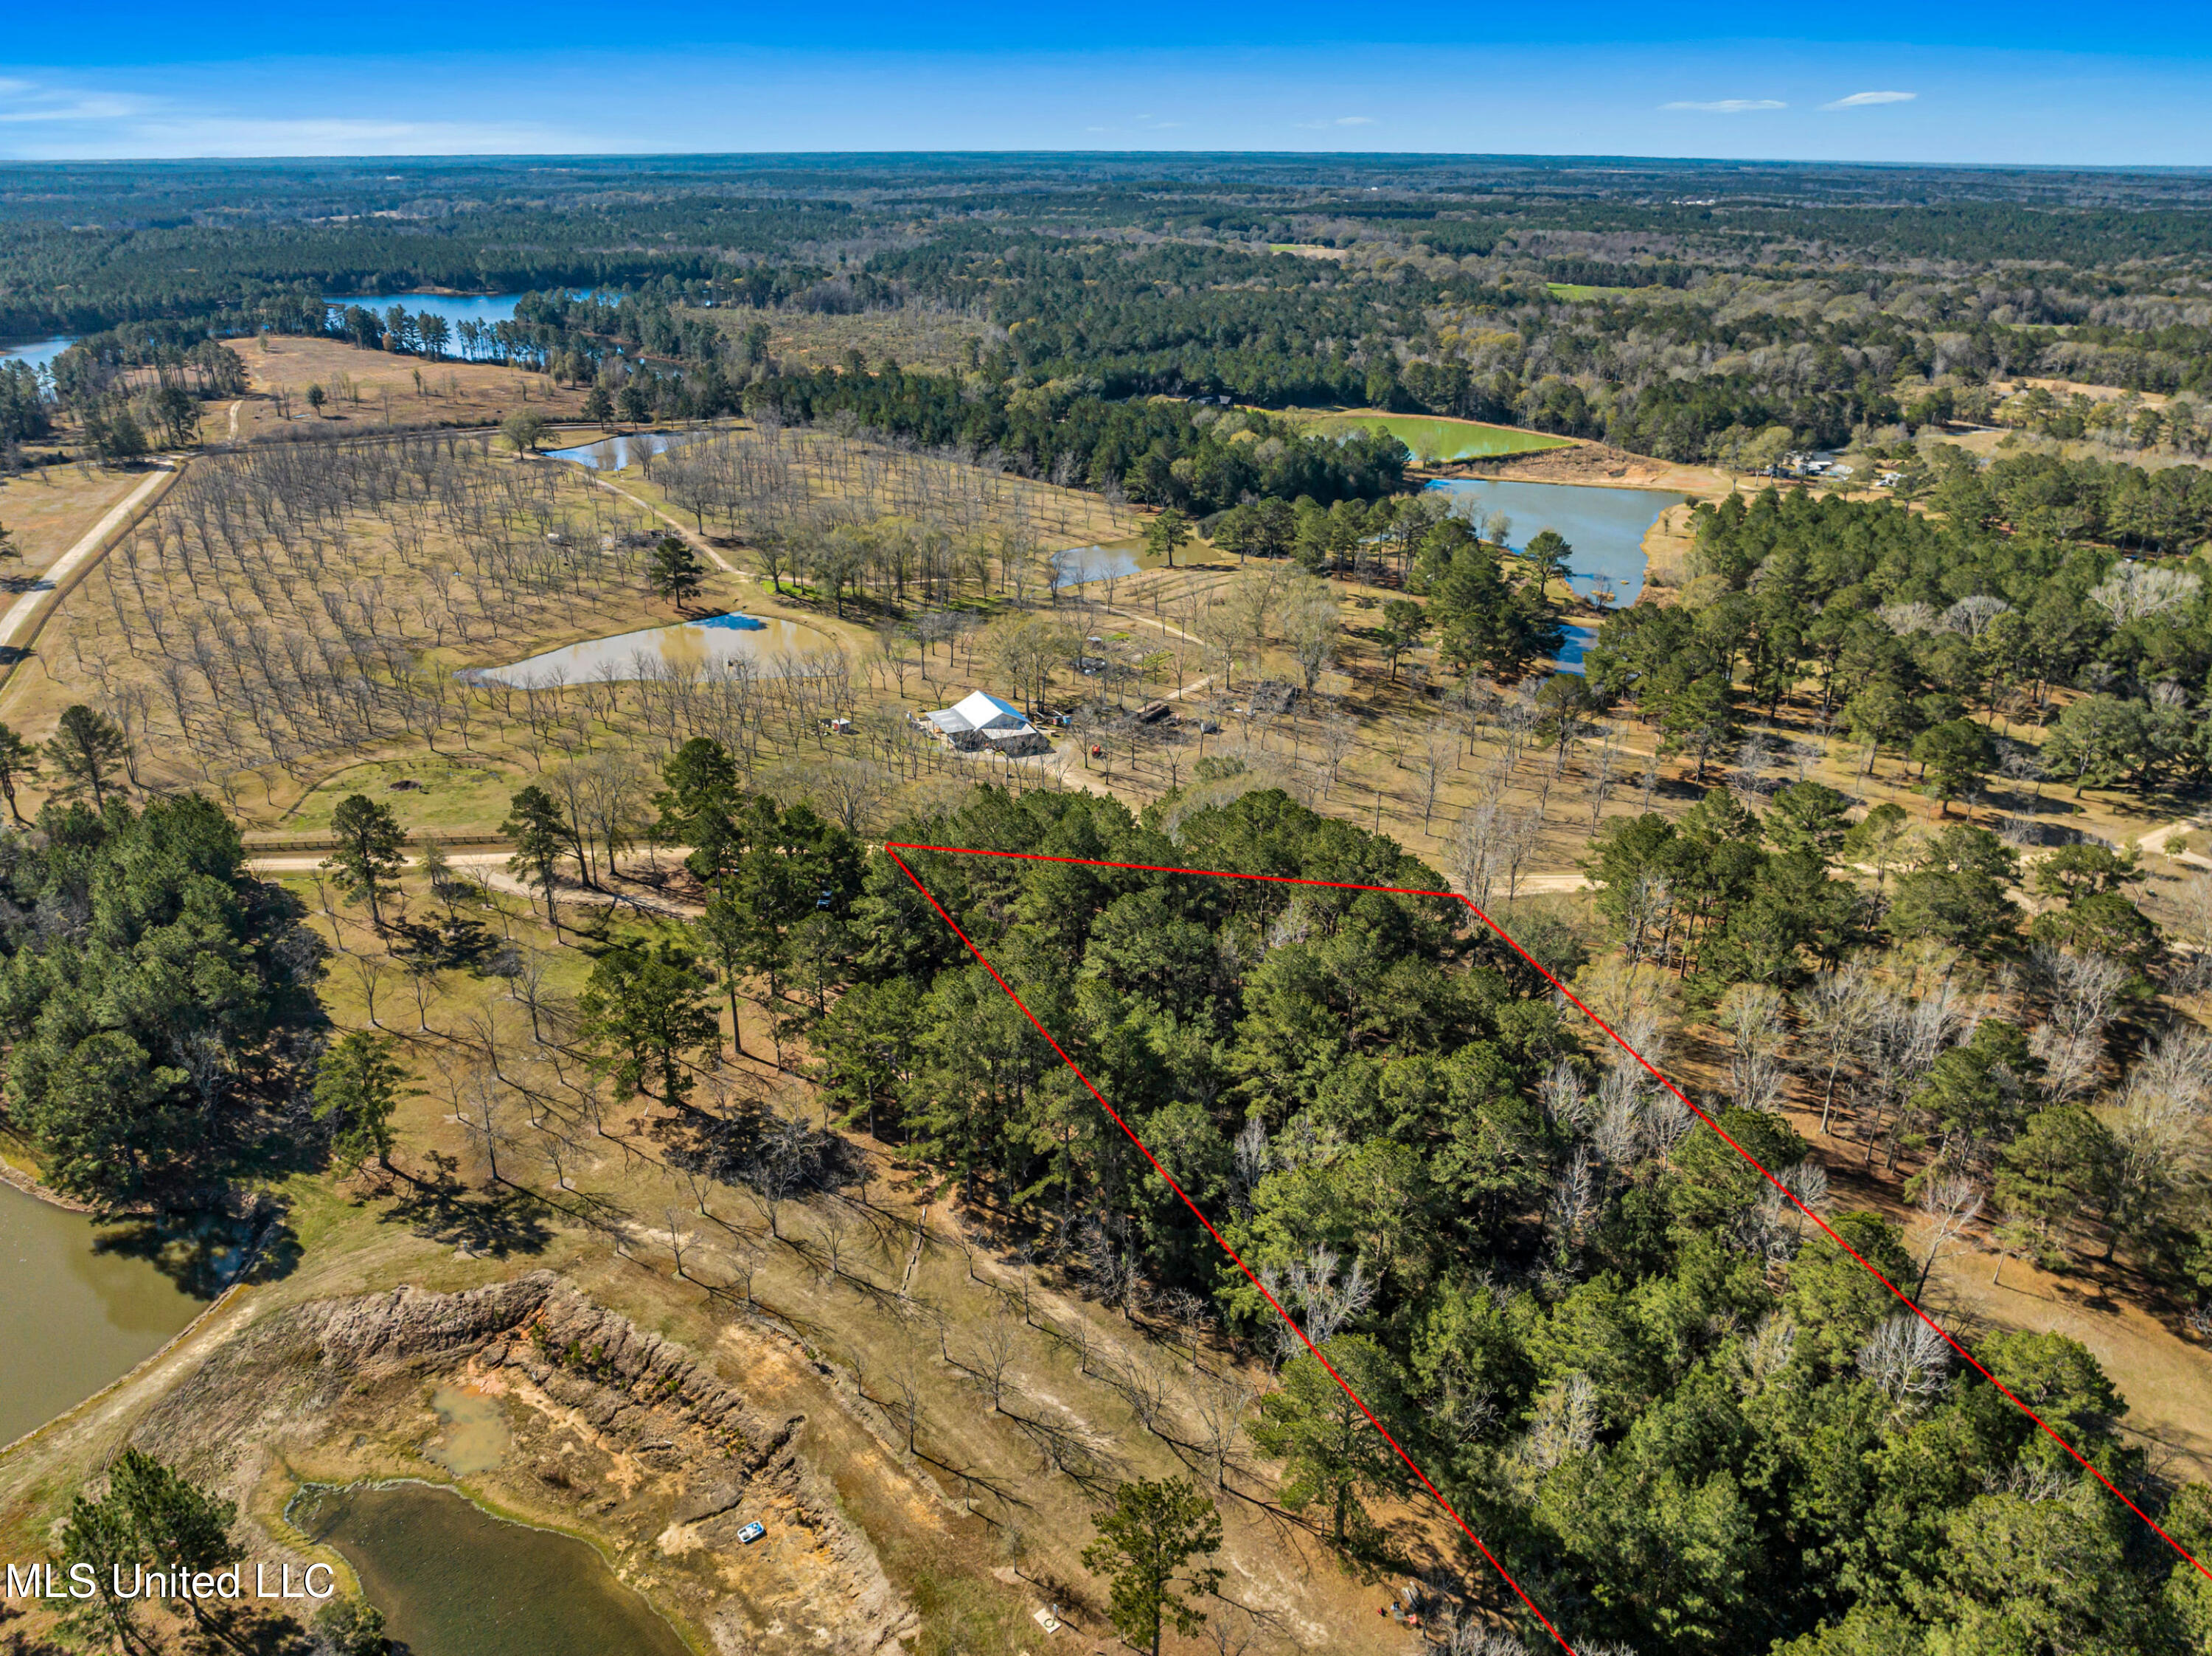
xmin=882 ymin=842 xmax=2212 ymax=1650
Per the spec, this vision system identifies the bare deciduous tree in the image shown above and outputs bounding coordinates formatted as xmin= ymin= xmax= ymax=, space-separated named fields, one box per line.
xmin=1856 ymin=1314 xmax=1952 ymax=1409
xmin=1911 ymin=1175 xmax=1986 ymax=1298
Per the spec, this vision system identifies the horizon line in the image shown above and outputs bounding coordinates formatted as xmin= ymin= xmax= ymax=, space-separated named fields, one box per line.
xmin=4 ymin=148 xmax=2212 ymax=175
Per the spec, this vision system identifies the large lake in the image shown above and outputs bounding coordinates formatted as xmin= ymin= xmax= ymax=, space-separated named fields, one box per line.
xmin=1425 ymin=478 xmax=1682 ymax=672
xmin=321 ymin=292 xmax=602 ymax=360
xmin=466 ymin=613 xmax=834 ymax=687
xmin=297 ymin=1481 xmax=689 ymax=1656
xmin=0 ymin=1180 xmax=209 ymax=1445
xmin=324 ymin=292 xmax=525 ymax=328
xmin=0 ymin=338 xmax=74 ymax=380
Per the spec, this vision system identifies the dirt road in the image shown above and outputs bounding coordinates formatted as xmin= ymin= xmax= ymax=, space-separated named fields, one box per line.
xmin=246 ymin=849 xmax=702 ymax=920
xmin=0 ymin=462 xmax=173 ymax=656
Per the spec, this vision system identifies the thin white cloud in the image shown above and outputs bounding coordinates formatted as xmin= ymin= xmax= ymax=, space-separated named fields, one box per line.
xmin=0 ymin=73 xmax=570 ymax=156
xmin=122 ymin=116 xmax=569 ymax=154
xmin=0 ymin=79 xmax=568 ymax=156
xmin=0 ymin=80 xmax=149 ymax=123
xmin=1295 ymin=114 xmax=1378 ymax=130
xmin=1661 ymin=99 xmax=1786 ymax=114
xmin=1824 ymin=90 xmax=1916 ymax=108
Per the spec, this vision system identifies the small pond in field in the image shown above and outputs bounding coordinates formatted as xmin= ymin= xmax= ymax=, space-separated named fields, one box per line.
xmin=463 ymin=612 xmax=835 ymax=687
xmin=1050 ymin=543 xmax=1143 ymax=588
xmin=425 ymin=1385 xmax=512 ymax=1477
xmin=546 ymin=431 xmax=707 ymax=470
xmin=0 ymin=1180 xmax=214 ymax=1444
xmin=293 ymin=1481 xmax=689 ymax=1656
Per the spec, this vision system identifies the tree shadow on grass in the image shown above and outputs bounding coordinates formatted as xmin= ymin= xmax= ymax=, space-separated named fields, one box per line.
xmin=180 ymin=1606 xmax=313 ymax=1656
xmin=386 ymin=1154 xmax=554 ymax=1258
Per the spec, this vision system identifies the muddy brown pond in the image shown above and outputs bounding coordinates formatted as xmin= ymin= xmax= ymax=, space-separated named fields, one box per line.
xmin=296 ymin=1481 xmax=691 ymax=1656
xmin=0 ymin=1180 xmax=209 ymax=1444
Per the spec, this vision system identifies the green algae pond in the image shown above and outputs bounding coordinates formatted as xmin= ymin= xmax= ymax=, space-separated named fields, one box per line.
xmin=296 ymin=1481 xmax=691 ymax=1656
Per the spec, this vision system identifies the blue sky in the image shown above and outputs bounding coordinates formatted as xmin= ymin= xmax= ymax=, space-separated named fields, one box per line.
xmin=2 ymin=1 xmax=2209 ymax=163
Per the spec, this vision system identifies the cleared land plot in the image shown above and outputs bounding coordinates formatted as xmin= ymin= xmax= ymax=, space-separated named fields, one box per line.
xmin=1300 ymin=411 xmax=1573 ymax=463
xmin=230 ymin=335 xmax=586 ymax=440
xmin=0 ymin=464 xmax=151 ymax=577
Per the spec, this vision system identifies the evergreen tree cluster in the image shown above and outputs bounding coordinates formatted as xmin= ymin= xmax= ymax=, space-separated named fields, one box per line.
xmin=793 ymin=781 xmax=2205 ymax=1654
xmin=0 ymin=796 xmax=326 ymax=1206
xmin=1587 ymin=483 xmax=2212 ymax=796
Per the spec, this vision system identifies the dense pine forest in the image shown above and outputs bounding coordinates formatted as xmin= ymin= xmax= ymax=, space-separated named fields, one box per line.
xmin=7 ymin=153 xmax=2212 ymax=467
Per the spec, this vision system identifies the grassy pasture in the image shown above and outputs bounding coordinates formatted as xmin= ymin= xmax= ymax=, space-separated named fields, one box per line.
xmin=1300 ymin=410 xmax=1574 ymax=463
xmin=229 ymin=335 xmax=588 ymax=441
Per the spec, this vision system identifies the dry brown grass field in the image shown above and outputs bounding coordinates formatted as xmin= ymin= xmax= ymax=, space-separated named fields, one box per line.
xmin=0 ymin=461 xmax=150 ymax=574
xmin=225 ymin=335 xmax=589 ymax=441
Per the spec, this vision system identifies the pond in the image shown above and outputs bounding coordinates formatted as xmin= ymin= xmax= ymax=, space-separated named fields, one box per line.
xmin=464 ymin=612 xmax=835 ymax=688
xmin=546 ymin=431 xmax=707 ymax=470
xmin=295 ymin=1481 xmax=689 ymax=1656
xmin=0 ymin=338 xmax=74 ymax=380
xmin=0 ymin=1180 xmax=210 ymax=1445
xmin=1425 ymin=478 xmax=1682 ymax=675
xmin=1424 ymin=477 xmax=1682 ymax=610
xmin=1050 ymin=543 xmax=1143 ymax=588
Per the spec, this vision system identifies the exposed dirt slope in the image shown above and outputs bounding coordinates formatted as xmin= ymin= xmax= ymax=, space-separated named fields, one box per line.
xmin=133 ymin=1273 xmax=916 ymax=1656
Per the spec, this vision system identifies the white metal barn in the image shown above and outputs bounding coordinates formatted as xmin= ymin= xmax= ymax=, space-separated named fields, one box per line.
xmin=923 ymin=690 xmax=1051 ymax=756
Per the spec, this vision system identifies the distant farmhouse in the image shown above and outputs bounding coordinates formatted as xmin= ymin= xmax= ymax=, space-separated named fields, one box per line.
xmin=922 ymin=690 xmax=1052 ymax=757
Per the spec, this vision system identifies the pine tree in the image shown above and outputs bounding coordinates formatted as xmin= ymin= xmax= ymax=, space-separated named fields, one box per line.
xmin=313 ymin=1030 xmax=409 ymax=1172
xmin=578 ymin=940 xmax=719 ymax=1107
xmin=501 ymin=784 xmax=574 ymax=933
xmin=44 ymin=703 xmax=130 ymax=811
xmin=322 ymin=793 xmax=408 ymax=931
xmin=0 ymin=720 xmax=41 ymax=823
xmin=1080 ymin=1478 xmax=1224 ymax=1656
xmin=649 ymin=535 xmax=707 ymax=608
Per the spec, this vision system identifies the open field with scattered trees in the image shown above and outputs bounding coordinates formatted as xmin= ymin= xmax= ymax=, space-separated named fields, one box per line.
xmin=0 ymin=153 xmax=2209 ymax=1656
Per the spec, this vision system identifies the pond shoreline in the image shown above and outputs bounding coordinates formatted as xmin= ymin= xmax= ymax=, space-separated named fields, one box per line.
xmin=465 ymin=609 xmax=835 ymax=688
xmin=288 ymin=1478 xmax=694 ymax=1656
xmin=0 ymin=1148 xmax=99 ymax=1214
xmin=0 ymin=1205 xmax=276 ymax=1462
